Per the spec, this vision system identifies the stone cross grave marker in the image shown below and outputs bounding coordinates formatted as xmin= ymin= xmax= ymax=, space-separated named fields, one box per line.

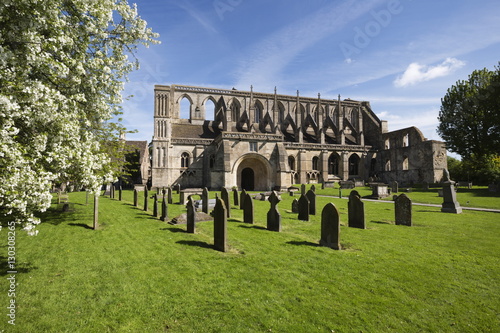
xmin=243 ymin=193 xmax=254 ymax=224
xmin=267 ymin=191 xmax=281 ymax=232
xmin=395 ymin=193 xmax=412 ymax=226
xmin=320 ymin=203 xmax=341 ymax=250
xmin=348 ymin=190 xmax=365 ymax=229
xmin=213 ymin=198 xmax=227 ymax=252
xmin=298 ymin=194 xmax=309 ymax=221
xmin=221 ymin=187 xmax=231 ymax=218
xmin=306 ymin=189 xmax=316 ymax=215
xmin=186 ymin=196 xmax=196 ymax=233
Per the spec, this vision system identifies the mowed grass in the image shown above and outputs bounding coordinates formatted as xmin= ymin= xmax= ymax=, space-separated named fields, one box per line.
xmin=1 ymin=188 xmax=499 ymax=332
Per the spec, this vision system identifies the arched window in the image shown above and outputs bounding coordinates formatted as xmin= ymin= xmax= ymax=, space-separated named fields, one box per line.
xmin=328 ymin=154 xmax=339 ymax=175
xmin=254 ymin=101 xmax=263 ymax=123
xmin=385 ymin=159 xmax=391 ymax=171
xmin=205 ymin=99 xmax=216 ymax=121
xmin=180 ymin=97 xmax=191 ymax=120
xmin=402 ymin=156 xmax=409 ymax=171
xmin=349 ymin=154 xmax=360 ymax=176
xmin=385 ymin=138 xmax=390 ymax=149
xmin=288 ymin=156 xmax=295 ymax=171
xmin=403 ymin=134 xmax=409 ymax=147
xmin=230 ymin=100 xmax=240 ymax=122
xmin=181 ymin=152 xmax=190 ymax=168
xmin=312 ymin=156 xmax=319 ymax=171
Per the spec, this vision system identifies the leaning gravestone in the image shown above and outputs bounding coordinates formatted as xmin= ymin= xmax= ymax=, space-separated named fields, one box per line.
xmin=232 ymin=188 xmax=239 ymax=207
xmin=348 ymin=190 xmax=365 ymax=229
xmin=186 ymin=197 xmax=196 ymax=233
xmin=240 ymin=189 xmax=247 ymax=210
xmin=298 ymin=194 xmax=310 ymax=221
xmin=291 ymin=199 xmax=299 ymax=213
xmin=144 ymin=187 xmax=149 ymax=212
xmin=133 ymin=189 xmax=138 ymax=207
xmin=306 ymin=189 xmax=316 ymax=215
xmin=320 ymin=203 xmax=341 ymax=250
xmin=202 ymin=187 xmax=209 ymax=213
xmin=441 ymin=169 xmax=462 ymax=214
xmin=243 ymin=193 xmax=254 ymax=224
xmin=395 ymin=193 xmax=412 ymax=226
xmin=267 ymin=191 xmax=282 ymax=232
xmin=213 ymin=198 xmax=227 ymax=252
xmin=221 ymin=187 xmax=231 ymax=218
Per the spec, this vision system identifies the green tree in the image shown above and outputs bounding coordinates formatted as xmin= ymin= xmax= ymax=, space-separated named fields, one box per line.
xmin=0 ymin=0 xmax=158 ymax=233
xmin=438 ymin=64 xmax=500 ymax=159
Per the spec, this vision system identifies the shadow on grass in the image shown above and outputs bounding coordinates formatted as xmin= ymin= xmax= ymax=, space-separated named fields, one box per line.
xmin=228 ymin=218 xmax=242 ymax=223
xmin=161 ymin=227 xmax=186 ymax=233
xmin=0 ymin=253 xmax=37 ymax=276
xmin=67 ymin=223 xmax=94 ymax=230
xmin=37 ymin=207 xmax=88 ymax=226
xmin=286 ymin=240 xmax=321 ymax=247
xmin=371 ymin=220 xmax=393 ymax=225
xmin=176 ymin=240 xmax=213 ymax=249
xmin=238 ymin=225 xmax=267 ymax=230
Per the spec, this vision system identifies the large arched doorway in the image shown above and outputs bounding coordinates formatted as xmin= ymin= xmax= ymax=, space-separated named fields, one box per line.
xmin=241 ymin=168 xmax=255 ymax=191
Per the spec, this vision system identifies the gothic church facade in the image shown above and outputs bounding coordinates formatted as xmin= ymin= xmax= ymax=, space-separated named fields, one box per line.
xmin=151 ymin=84 xmax=447 ymax=191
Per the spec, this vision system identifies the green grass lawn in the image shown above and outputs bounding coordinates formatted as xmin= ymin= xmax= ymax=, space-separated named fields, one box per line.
xmin=1 ymin=189 xmax=499 ymax=332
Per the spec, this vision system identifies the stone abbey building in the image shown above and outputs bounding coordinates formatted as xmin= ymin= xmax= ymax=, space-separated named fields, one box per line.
xmin=151 ymin=84 xmax=447 ymax=191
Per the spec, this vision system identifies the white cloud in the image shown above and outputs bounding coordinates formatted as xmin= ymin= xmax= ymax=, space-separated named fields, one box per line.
xmin=394 ymin=58 xmax=465 ymax=88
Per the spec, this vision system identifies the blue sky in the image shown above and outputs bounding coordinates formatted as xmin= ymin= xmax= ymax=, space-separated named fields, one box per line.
xmin=122 ymin=0 xmax=500 ymax=158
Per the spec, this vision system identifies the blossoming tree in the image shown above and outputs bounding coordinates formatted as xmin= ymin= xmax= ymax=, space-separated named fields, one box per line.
xmin=0 ymin=0 xmax=158 ymax=233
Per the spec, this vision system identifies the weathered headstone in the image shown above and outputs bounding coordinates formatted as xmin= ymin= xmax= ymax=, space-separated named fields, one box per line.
xmin=153 ymin=194 xmax=159 ymax=218
xmin=306 ymin=189 xmax=316 ymax=215
xmin=232 ymin=188 xmax=239 ymax=206
xmin=298 ymin=194 xmax=310 ymax=221
xmin=186 ymin=197 xmax=196 ymax=233
xmin=161 ymin=195 xmax=168 ymax=221
xmin=93 ymin=194 xmax=99 ymax=230
xmin=291 ymin=199 xmax=299 ymax=213
xmin=301 ymin=184 xmax=306 ymax=195
xmin=320 ymin=203 xmax=341 ymax=250
xmin=395 ymin=193 xmax=412 ymax=226
xmin=167 ymin=187 xmax=173 ymax=204
xmin=133 ymin=189 xmax=138 ymax=207
xmin=143 ymin=187 xmax=149 ymax=212
xmin=310 ymin=184 xmax=316 ymax=192
xmin=243 ymin=193 xmax=254 ymax=224
xmin=391 ymin=181 xmax=398 ymax=193
xmin=202 ymin=187 xmax=209 ymax=214
xmin=348 ymin=190 xmax=365 ymax=229
xmin=221 ymin=187 xmax=231 ymax=218
xmin=213 ymin=198 xmax=227 ymax=252
xmin=441 ymin=169 xmax=462 ymax=214
xmin=240 ymin=189 xmax=247 ymax=210
xmin=267 ymin=191 xmax=281 ymax=232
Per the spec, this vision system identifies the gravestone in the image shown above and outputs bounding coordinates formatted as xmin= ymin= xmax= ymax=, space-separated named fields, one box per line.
xmin=301 ymin=184 xmax=306 ymax=195
xmin=291 ymin=199 xmax=299 ymax=213
xmin=348 ymin=190 xmax=365 ymax=229
xmin=93 ymin=194 xmax=99 ymax=230
xmin=167 ymin=187 xmax=173 ymax=204
xmin=186 ymin=197 xmax=196 ymax=233
xmin=221 ymin=187 xmax=231 ymax=218
xmin=153 ymin=194 xmax=159 ymax=218
xmin=202 ymin=187 xmax=209 ymax=213
xmin=118 ymin=186 xmax=122 ymax=201
xmin=243 ymin=193 xmax=254 ymax=224
xmin=161 ymin=195 xmax=168 ymax=221
xmin=213 ymin=198 xmax=227 ymax=252
xmin=395 ymin=193 xmax=412 ymax=226
xmin=143 ymin=187 xmax=149 ymax=212
xmin=267 ymin=191 xmax=282 ymax=232
xmin=232 ymin=188 xmax=239 ymax=207
xmin=320 ymin=203 xmax=341 ymax=250
xmin=310 ymin=184 xmax=316 ymax=192
xmin=298 ymin=194 xmax=310 ymax=221
xmin=133 ymin=189 xmax=138 ymax=207
xmin=422 ymin=182 xmax=429 ymax=191
xmin=391 ymin=181 xmax=398 ymax=193
xmin=240 ymin=189 xmax=247 ymax=210
xmin=175 ymin=184 xmax=181 ymax=194
xmin=306 ymin=189 xmax=316 ymax=215
xmin=441 ymin=169 xmax=462 ymax=214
